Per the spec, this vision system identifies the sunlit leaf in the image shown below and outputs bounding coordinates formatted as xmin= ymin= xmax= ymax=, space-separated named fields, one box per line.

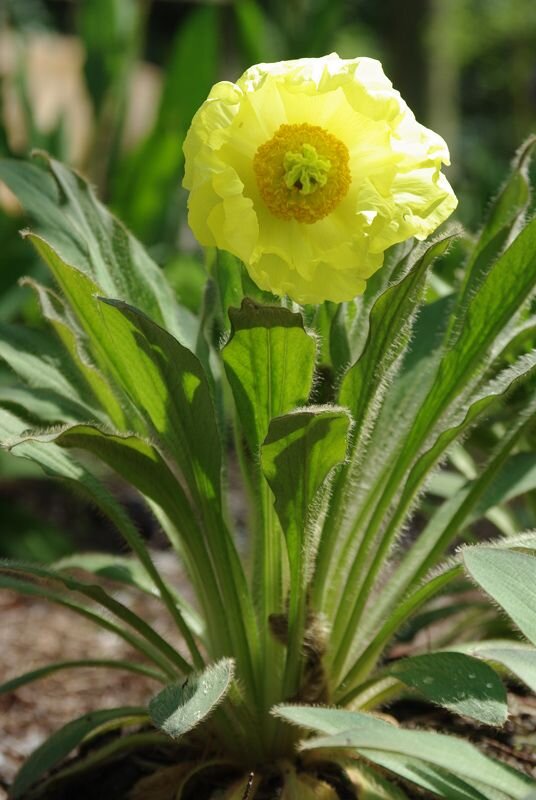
xmin=387 ymin=652 xmax=507 ymax=725
xmin=149 ymin=659 xmax=234 ymax=740
xmin=223 ymin=299 xmax=316 ymax=455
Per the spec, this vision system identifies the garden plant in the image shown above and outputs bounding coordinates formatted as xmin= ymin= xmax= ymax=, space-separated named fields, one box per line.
xmin=1 ymin=54 xmax=536 ymax=799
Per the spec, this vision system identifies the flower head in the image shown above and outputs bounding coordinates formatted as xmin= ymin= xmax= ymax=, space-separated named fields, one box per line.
xmin=183 ymin=54 xmax=457 ymax=304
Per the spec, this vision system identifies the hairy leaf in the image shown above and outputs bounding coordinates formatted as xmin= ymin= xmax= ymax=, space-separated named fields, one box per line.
xmin=149 ymin=659 xmax=234 ymax=739
xmin=23 ymin=278 xmax=126 ymax=427
xmin=275 ymin=706 xmax=531 ymax=800
xmin=223 ymin=299 xmax=316 ymax=455
xmin=464 ymin=548 xmax=536 ymax=645
xmin=4 ymin=408 xmax=202 ymax=662
xmin=0 ymin=155 xmax=182 ymax=338
xmin=0 ymin=322 xmax=101 ymax=423
xmin=261 ymin=408 xmax=350 ymax=585
xmin=23 ymin=236 xmax=223 ymax=510
xmin=475 ymin=646 xmax=536 ymax=694
xmin=387 ymin=652 xmax=507 ymax=725
xmin=457 ymin=135 xmax=536 ymax=310
xmin=340 ymin=234 xmax=457 ymax=446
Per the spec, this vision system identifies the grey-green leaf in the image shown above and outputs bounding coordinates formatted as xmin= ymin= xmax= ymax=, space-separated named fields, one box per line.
xmin=149 ymin=658 xmax=234 ymax=739
xmin=476 ymin=647 xmax=536 ymax=694
xmin=464 ymin=548 xmax=536 ymax=645
xmin=275 ymin=706 xmax=532 ymax=800
xmin=387 ymin=652 xmax=507 ymax=725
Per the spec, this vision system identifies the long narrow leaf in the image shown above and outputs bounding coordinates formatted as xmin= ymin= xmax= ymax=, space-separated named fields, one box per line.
xmin=0 ymin=659 xmax=166 ymax=695
xmin=0 ymin=559 xmax=191 ymax=672
xmin=10 ymin=706 xmax=148 ymax=800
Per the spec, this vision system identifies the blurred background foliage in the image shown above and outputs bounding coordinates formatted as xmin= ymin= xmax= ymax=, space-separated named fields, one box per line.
xmin=0 ymin=0 xmax=535 ymax=559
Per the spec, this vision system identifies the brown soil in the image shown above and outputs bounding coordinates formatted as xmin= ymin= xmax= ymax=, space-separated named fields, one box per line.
xmin=0 ymin=551 xmax=189 ymax=797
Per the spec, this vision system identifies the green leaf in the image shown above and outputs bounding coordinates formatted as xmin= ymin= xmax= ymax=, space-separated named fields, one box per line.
xmin=0 ymin=406 xmax=35 ymax=440
xmin=387 ymin=652 xmax=507 ymax=725
xmin=475 ymin=647 xmax=536 ymax=694
xmin=222 ymin=299 xmax=316 ymax=455
xmin=23 ymin=236 xmax=223 ymax=509
xmin=0 ymin=560 xmax=190 ymax=674
xmin=0 ymin=571 xmax=180 ymax=679
xmin=473 ymin=451 xmax=536 ymax=518
xmin=214 ymin=251 xmax=246 ymax=332
xmin=354 ymin=751 xmax=499 ymax=800
xmin=149 ymin=659 xmax=234 ymax=740
xmin=0 ymin=385 xmax=88 ymax=425
xmin=0 ymin=155 xmax=182 ymax=340
xmin=366 ymin=294 xmax=453 ymax=468
xmin=10 ymin=706 xmax=148 ymax=799
xmin=464 ymin=548 xmax=536 ymax=645
xmin=352 ymin=763 xmax=410 ymax=800
xmin=410 ymin=216 xmax=536 ymax=453
xmin=27 ymin=423 xmax=208 ymax=653
xmin=329 ymin=347 xmax=536 ymax=688
xmin=37 ymin=424 xmax=201 ymax=537
xmin=4 ymin=408 xmax=204 ymax=665
xmin=23 ymin=278 xmax=126 ymax=428
xmin=261 ymin=408 xmax=350 ymax=583
xmin=99 ymin=297 xmax=223 ymax=505
xmin=275 ymin=706 xmax=532 ymax=800
xmin=358 ymin=399 xmax=536 ymax=649
xmin=262 ymin=407 xmax=350 ymax=695
xmin=0 ymin=322 xmax=101 ymax=422
xmin=340 ymin=233 xmax=457 ymax=445
xmin=13 ymin=239 xmax=258 ymax=692
xmin=458 ymin=135 xmax=536 ymax=310
xmin=53 ymin=552 xmax=203 ymax=638
xmin=352 ymin=216 xmax=536 ymax=609
xmin=0 ymin=659 xmax=165 ymax=696
xmin=8 ymin=422 xmax=209 ymax=662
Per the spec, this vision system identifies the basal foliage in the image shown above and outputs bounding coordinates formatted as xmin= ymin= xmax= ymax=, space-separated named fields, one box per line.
xmin=0 ymin=136 xmax=536 ymax=799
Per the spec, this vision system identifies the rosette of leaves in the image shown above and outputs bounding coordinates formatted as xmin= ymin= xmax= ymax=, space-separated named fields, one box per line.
xmin=0 ymin=138 xmax=536 ymax=800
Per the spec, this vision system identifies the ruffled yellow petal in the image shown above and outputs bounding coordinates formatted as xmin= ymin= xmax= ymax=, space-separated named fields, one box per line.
xmin=183 ymin=54 xmax=457 ymax=305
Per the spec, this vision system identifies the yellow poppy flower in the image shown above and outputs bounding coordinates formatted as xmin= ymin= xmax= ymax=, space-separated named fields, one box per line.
xmin=183 ymin=54 xmax=457 ymax=305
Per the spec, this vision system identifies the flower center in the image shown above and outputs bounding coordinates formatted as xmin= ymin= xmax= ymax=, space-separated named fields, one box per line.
xmin=283 ymin=144 xmax=331 ymax=195
xmin=253 ymin=123 xmax=351 ymax=224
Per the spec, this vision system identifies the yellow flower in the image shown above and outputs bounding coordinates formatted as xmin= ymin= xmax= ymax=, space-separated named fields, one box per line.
xmin=183 ymin=54 xmax=457 ymax=305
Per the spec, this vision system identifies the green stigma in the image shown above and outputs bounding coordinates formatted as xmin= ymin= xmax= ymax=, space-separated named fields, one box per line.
xmin=283 ymin=143 xmax=331 ymax=195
